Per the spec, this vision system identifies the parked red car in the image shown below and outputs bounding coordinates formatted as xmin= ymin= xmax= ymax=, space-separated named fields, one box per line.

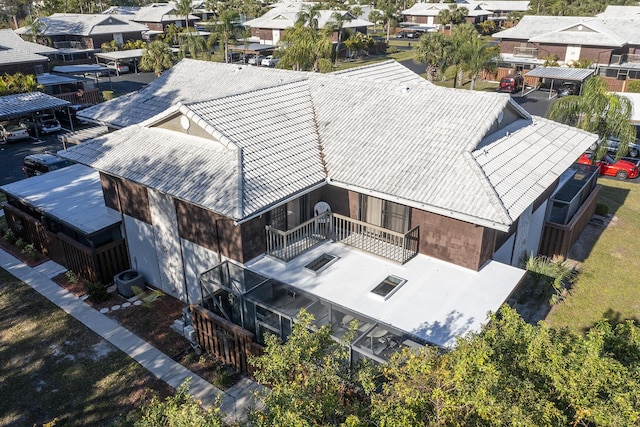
xmin=498 ymin=74 xmax=524 ymax=93
xmin=577 ymin=153 xmax=639 ymax=180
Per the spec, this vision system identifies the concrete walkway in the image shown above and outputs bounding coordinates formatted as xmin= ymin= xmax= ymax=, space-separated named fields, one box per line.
xmin=0 ymin=248 xmax=262 ymax=422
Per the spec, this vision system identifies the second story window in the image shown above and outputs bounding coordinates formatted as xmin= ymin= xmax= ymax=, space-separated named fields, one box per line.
xmin=359 ymin=195 xmax=411 ymax=233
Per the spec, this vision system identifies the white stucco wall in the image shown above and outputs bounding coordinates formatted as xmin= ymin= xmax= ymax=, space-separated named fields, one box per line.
xmin=523 ymin=200 xmax=547 ymax=259
xmin=122 ymin=214 xmax=162 ymax=287
xmin=180 ymin=238 xmax=222 ymax=304
xmin=493 ymin=233 xmax=515 ymax=265
xmin=148 ymin=189 xmax=187 ymax=301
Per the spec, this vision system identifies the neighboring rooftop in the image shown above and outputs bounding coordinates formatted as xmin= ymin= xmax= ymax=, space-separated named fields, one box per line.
xmin=0 ymin=29 xmax=57 ymax=55
xmin=19 ymin=13 xmax=148 ymax=36
xmin=244 ymin=3 xmax=372 ymax=30
xmin=0 ymin=91 xmax=70 ymax=119
xmin=0 ymin=164 xmax=121 ymax=235
xmin=132 ymin=3 xmax=199 ymax=23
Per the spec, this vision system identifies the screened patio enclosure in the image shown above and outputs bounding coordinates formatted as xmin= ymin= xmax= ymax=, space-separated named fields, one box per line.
xmin=199 ymin=261 xmax=426 ymax=363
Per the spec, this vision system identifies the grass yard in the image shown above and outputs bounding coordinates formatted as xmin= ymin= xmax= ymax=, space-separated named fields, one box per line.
xmin=546 ymin=179 xmax=640 ymax=332
xmin=0 ymin=269 xmax=172 ymax=427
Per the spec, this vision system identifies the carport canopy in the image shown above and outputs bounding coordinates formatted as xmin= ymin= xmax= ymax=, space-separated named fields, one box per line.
xmin=525 ymin=66 xmax=595 ymax=99
xmin=0 ymin=91 xmax=70 ymax=121
xmin=95 ymin=49 xmax=144 ymax=73
xmin=525 ymin=66 xmax=595 ymax=82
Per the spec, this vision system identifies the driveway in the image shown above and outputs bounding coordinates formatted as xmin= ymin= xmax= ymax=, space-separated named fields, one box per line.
xmin=0 ymin=133 xmax=65 ymax=186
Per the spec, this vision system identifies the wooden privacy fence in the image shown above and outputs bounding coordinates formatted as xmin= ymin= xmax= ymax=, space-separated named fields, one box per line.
xmin=3 ymin=203 xmax=129 ymax=283
xmin=191 ymin=304 xmax=264 ymax=376
xmin=55 ymin=88 xmax=102 ymax=105
xmin=539 ymin=185 xmax=600 ymax=259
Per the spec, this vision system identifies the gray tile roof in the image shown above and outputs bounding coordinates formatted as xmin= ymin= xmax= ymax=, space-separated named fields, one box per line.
xmin=133 ymin=4 xmax=199 ymax=23
xmin=493 ymin=15 xmax=585 ymax=40
xmin=244 ymin=3 xmax=372 ymax=29
xmin=0 ymin=48 xmax=48 ymax=65
xmin=0 ymin=91 xmax=70 ymax=119
xmin=0 ymin=29 xmax=57 ymax=55
xmin=597 ymin=5 xmax=640 ymax=18
xmin=495 ymin=15 xmax=640 ymax=46
xmin=80 ymin=59 xmax=417 ymax=129
xmin=34 ymin=13 xmax=147 ymax=36
xmin=62 ymin=62 xmax=597 ymax=229
xmin=401 ymin=3 xmax=491 ymax=17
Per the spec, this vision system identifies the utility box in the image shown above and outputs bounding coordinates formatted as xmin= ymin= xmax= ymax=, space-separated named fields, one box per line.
xmin=114 ymin=269 xmax=144 ymax=298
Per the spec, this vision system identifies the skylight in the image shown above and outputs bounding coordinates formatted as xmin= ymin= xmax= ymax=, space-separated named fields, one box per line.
xmin=304 ymin=253 xmax=338 ymax=274
xmin=371 ymin=275 xmax=406 ymax=300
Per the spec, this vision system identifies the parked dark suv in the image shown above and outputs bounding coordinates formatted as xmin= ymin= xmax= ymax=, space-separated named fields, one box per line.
xmin=22 ymin=153 xmax=74 ymax=177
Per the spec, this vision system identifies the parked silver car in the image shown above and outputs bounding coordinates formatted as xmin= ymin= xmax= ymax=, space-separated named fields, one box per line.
xmin=0 ymin=121 xmax=30 ymax=143
xmin=20 ymin=115 xmax=62 ymax=135
xmin=261 ymin=55 xmax=279 ymax=67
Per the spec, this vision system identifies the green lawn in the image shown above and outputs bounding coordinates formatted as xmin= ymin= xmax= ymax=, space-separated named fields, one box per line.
xmin=0 ymin=269 xmax=171 ymax=426
xmin=546 ymin=179 xmax=640 ymax=332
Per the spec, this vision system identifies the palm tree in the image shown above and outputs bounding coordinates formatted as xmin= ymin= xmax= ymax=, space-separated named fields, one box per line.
xmin=217 ymin=10 xmax=239 ymax=63
xmin=378 ymin=0 xmax=396 ymax=42
xmin=368 ymin=10 xmax=382 ymax=33
xmin=278 ymin=23 xmax=332 ymax=72
xmin=174 ymin=0 xmax=193 ymax=32
xmin=327 ymin=11 xmax=352 ymax=65
xmin=140 ymin=40 xmax=175 ymax=76
xmin=460 ymin=36 xmax=499 ymax=90
xmin=296 ymin=4 xmax=322 ymax=31
xmin=163 ymin=23 xmax=182 ymax=47
xmin=438 ymin=4 xmax=468 ymax=30
xmin=548 ymin=76 xmax=636 ymax=160
xmin=415 ymin=32 xmax=452 ymax=81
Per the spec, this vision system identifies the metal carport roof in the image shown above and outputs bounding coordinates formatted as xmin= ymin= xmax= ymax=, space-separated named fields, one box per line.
xmin=95 ymin=49 xmax=145 ymax=62
xmin=525 ymin=66 xmax=595 ymax=82
xmin=0 ymin=91 xmax=70 ymax=120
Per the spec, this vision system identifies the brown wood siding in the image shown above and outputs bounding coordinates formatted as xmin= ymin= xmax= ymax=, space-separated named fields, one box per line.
xmin=174 ymin=199 xmax=245 ymax=262
xmin=539 ymin=184 xmax=600 ymax=259
xmin=411 ymin=208 xmax=489 ymax=271
xmin=240 ymin=216 xmax=267 ymax=262
xmin=117 ymin=177 xmax=151 ymax=224
xmin=319 ymin=185 xmax=350 ymax=216
xmin=144 ymin=22 xmax=164 ymax=32
xmin=499 ymin=39 xmax=519 ymax=55
xmin=0 ymin=60 xmax=49 ymax=75
xmin=536 ymin=43 xmax=567 ymax=60
xmin=580 ymin=46 xmax=612 ymax=63
xmin=100 ymin=173 xmax=119 ymax=211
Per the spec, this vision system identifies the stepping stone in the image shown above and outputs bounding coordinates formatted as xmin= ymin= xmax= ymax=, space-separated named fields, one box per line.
xmin=111 ymin=305 xmax=120 ymax=311
xmin=99 ymin=308 xmax=109 ymax=314
xmin=121 ymin=302 xmax=131 ymax=308
xmin=133 ymin=300 xmax=142 ymax=306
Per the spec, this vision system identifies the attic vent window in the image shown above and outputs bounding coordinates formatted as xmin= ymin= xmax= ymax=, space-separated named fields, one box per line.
xmin=304 ymin=253 xmax=338 ymax=274
xmin=371 ymin=275 xmax=406 ymax=300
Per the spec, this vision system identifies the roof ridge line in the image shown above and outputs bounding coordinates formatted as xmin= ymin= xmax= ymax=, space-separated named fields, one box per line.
xmin=462 ymin=150 xmax=513 ymax=225
xmin=178 ymin=103 xmax=239 ymax=151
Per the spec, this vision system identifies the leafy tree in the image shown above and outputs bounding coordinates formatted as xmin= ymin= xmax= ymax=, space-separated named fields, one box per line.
xmin=477 ymin=19 xmax=496 ymax=35
xmin=179 ymin=30 xmax=208 ymax=60
xmin=377 ymin=0 xmax=397 ymax=42
xmin=344 ymin=32 xmax=374 ymax=59
xmin=0 ymin=72 xmax=41 ymax=95
xmin=543 ymin=53 xmax=559 ymax=66
xmin=349 ymin=5 xmax=362 ymax=19
xmin=569 ymin=58 xmax=593 ymax=69
xmin=133 ymin=379 xmax=224 ymax=427
xmin=454 ymin=26 xmax=499 ymax=90
xmin=101 ymin=40 xmax=121 ymax=52
xmin=548 ymin=75 xmax=636 ymax=160
xmin=215 ymin=10 xmax=240 ymax=63
xmin=123 ymin=39 xmax=147 ymax=50
xmin=371 ymin=306 xmax=640 ymax=426
xmin=415 ymin=31 xmax=452 ymax=81
xmin=140 ymin=40 xmax=175 ymax=76
xmin=277 ymin=23 xmax=333 ymax=71
xmin=248 ymin=310 xmax=374 ymax=427
xmin=162 ymin=23 xmax=183 ymax=47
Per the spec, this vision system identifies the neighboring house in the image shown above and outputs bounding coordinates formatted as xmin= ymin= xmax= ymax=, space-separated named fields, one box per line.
xmin=15 ymin=13 xmax=147 ymax=63
xmin=401 ymin=2 xmax=492 ymax=28
xmin=132 ymin=3 xmax=201 ymax=33
xmin=0 ymin=29 xmax=57 ymax=75
xmin=59 ymin=59 xmax=597 ymax=366
xmin=493 ymin=14 xmax=640 ymax=91
xmin=243 ymin=2 xmax=372 ymax=45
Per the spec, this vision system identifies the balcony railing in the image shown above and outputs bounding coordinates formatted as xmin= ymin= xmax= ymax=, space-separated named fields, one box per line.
xmin=265 ymin=212 xmax=419 ymax=264
xmin=611 ymin=53 xmax=640 ymax=64
xmin=513 ymin=47 xmax=538 ymax=58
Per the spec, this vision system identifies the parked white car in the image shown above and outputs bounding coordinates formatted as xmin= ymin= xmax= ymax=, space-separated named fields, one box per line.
xmin=261 ymin=55 xmax=279 ymax=67
xmin=106 ymin=61 xmax=130 ymax=74
xmin=0 ymin=121 xmax=30 ymax=143
xmin=20 ymin=115 xmax=62 ymax=135
xmin=248 ymin=55 xmax=265 ymax=65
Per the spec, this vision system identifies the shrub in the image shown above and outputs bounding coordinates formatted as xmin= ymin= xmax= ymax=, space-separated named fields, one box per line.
xmin=595 ymin=202 xmax=609 ymax=216
xmin=15 ymin=237 xmax=26 ymax=250
xmin=65 ymin=270 xmax=79 ymax=284
xmin=3 ymin=228 xmax=16 ymax=244
xmin=627 ymin=81 xmax=640 ymax=93
xmin=86 ymin=282 xmax=110 ymax=303
xmin=21 ymin=243 xmax=37 ymax=260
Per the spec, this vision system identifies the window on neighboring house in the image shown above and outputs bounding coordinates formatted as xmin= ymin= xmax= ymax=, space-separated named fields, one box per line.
xmin=359 ymin=195 xmax=411 ymax=233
